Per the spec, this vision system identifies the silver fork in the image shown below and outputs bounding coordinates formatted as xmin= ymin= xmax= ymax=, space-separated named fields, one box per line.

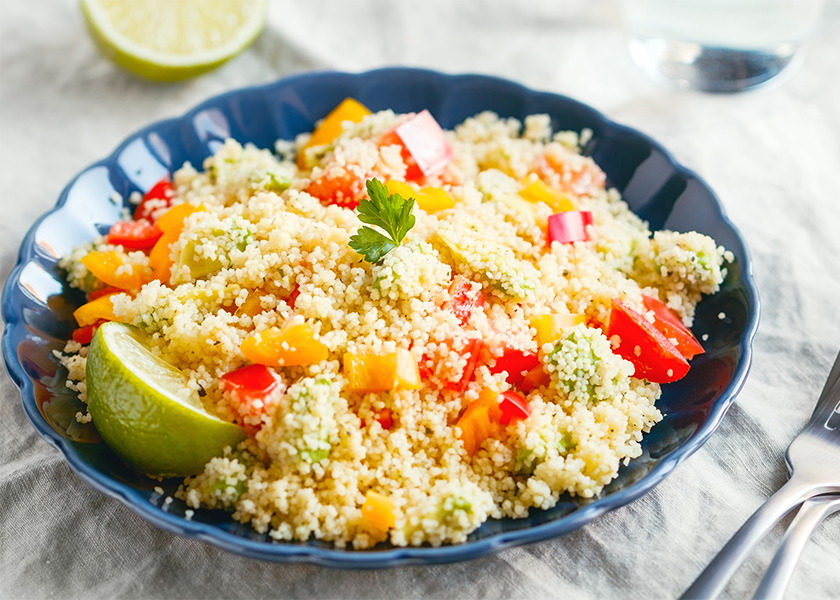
xmin=681 ymin=349 xmax=840 ymax=599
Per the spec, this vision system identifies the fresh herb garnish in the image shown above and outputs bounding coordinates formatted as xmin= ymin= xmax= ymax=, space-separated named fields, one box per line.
xmin=348 ymin=178 xmax=416 ymax=263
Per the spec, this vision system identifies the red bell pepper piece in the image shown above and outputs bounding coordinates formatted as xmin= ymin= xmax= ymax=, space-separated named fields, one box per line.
xmin=489 ymin=348 xmax=541 ymax=388
xmin=641 ymin=295 xmax=705 ymax=360
xmin=497 ymin=390 xmax=531 ymax=425
xmin=287 ymin=285 xmax=300 ymax=310
xmin=86 ymin=287 xmax=123 ymax=302
xmin=380 ymin=131 xmax=425 ymax=183
xmin=220 ymin=364 xmax=279 ymax=401
xmin=106 ymin=220 xmax=163 ymax=250
xmin=305 ymin=169 xmax=365 ymax=209
xmin=547 ymin=210 xmax=593 ymax=245
xmin=443 ymin=275 xmax=486 ymax=326
xmin=134 ymin=176 xmax=174 ymax=221
xmin=446 ymin=338 xmax=483 ymax=394
xmin=606 ymin=299 xmax=689 ymax=383
xmin=393 ymin=110 xmax=453 ymax=177
xmin=71 ymin=319 xmax=106 ymax=345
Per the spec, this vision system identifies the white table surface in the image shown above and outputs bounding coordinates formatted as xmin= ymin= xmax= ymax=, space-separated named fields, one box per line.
xmin=2 ymin=1 xmax=840 ymax=598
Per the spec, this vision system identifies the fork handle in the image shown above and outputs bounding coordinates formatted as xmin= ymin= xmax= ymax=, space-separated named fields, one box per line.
xmin=752 ymin=495 xmax=840 ymax=600
xmin=680 ymin=477 xmax=816 ymax=600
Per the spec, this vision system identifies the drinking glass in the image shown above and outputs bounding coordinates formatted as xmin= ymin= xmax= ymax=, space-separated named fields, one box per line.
xmin=620 ymin=0 xmax=825 ymax=92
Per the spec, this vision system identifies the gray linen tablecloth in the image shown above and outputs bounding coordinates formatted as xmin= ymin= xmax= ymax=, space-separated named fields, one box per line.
xmin=2 ymin=1 xmax=840 ymax=598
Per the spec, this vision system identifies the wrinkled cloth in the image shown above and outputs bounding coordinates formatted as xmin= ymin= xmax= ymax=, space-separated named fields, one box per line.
xmin=2 ymin=1 xmax=840 ymax=598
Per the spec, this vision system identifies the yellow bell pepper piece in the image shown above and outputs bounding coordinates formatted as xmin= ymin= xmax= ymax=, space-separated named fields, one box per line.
xmin=457 ymin=387 xmax=502 ymax=456
xmin=73 ymin=293 xmax=121 ymax=327
xmin=155 ymin=203 xmax=205 ymax=232
xmin=343 ymin=348 xmax=421 ymax=393
xmin=241 ymin=323 xmax=329 ymax=367
xmin=360 ymin=491 xmax=396 ymax=534
xmin=385 ymin=180 xmax=455 ymax=214
xmin=529 ymin=313 xmax=586 ymax=347
xmin=520 ymin=178 xmax=575 ymax=213
xmin=301 ymin=98 xmax=371 ymax=155
xmin=81 ymin=251 xmax=151 ymax=291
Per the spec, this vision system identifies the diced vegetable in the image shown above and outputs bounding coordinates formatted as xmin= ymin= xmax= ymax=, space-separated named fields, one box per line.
xmin=220 ymin=364 xmax=279 ymax=401
xmin=380 ymin=132 xmax=424 ymax=183
xmin=155 ymin=203 xmax=205 ymax=233
xmin=343 ymin=348 xmax=421 ymax=393
xmin=443 ymin=275 xmax=485 ymax=326
xmin=72 ymin=320 xmax=106 ymax=345
xmin=73 ymin=293 xmax=120 ymax=327
xmin=106 ymin=220 xmax=163 ymax=250
xmin=81 ymin=251 xmax=151 ymax=291
xmin=547 ymin=210 xmax=593 ymax=245
xmin=520 ymin=365 xmax=551 ymax=393
xmin=134 ymin=176 xmax=174 ymax=221
xmin=361 ymin=491 xmax=396 ymax=534
xmin=306 ymin=168 xmax=365 ymax=210
xmin=384 ymin=180 xmax=455 ymax=214
xmin=87 ymin=287 xmax=122 ymax=301
xmin=148 ymin=204 xmax=209 ymax=282
xmin=489 ymin=348 xmax=540 ymax=388
xmin=362 ymin=407 xmax=394 ymax=430
xmin=445 ymin=338 xmax=483 ymax=394
xmin=529 ymin=313 xmax=586 ymax=347
xmin=642 ymin=294 xmax=705 ymax=360
xmin=519 ymin=178 xmax=574 ymax=213
xmin=606 ymin=299 xmax=689 ymax=383
xmin=497 ymin=390 xmax=531 ymax=424
xmin=392 ymin=110 xmax=453 ymax=177
xmin=148 ymin=226 xmax=181 ymax=282
xmin=456 ymin=387 xmax=502 ymax=456
xmin=240 ymin=323 xmax=329 ymax=367
xmin=299 ymin=98 xmax=371 ymax=167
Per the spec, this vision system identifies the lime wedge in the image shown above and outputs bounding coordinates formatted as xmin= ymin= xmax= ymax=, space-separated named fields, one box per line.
xmin=87 ymin=322 xmax=245 ymax=477
xmin=80 ymin=0 xmax=268 ymax=81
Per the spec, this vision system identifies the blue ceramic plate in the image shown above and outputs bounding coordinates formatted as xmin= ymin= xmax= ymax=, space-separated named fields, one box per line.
xmin=1 ymin=68 xmax=759 ymax=568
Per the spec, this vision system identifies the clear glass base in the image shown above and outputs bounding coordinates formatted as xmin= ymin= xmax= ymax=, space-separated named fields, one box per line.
xmin=628 ymin=37 xmax=804 ymax=93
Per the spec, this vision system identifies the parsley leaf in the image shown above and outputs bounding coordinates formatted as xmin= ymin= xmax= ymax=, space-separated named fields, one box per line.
xmin=349 ymin=178 xmax=416 ymax=263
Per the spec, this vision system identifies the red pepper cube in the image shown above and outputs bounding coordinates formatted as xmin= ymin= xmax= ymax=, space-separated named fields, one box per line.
xmin=489 ymin=348 xmax=541 ymax=388
xmin=106 ymin=220 xmax=163 ymax=250
xmin=641 ymin=294 xmax=705 ymax=360
xmin=134 ymin=176 xmax=174 ymax=221
xmin=443 ymin=275 xmax=486 ymax=326
xmin=606 ymin=299 xmax=689 ymax=383
xmin=445 ymin=338 xmax=484 ymax=394
xmin=394 ymin=110 xmax=454 ymax=177
xmin=547 ymin=210 xmax=594 ymax=246
xmin=220 ymin=364 xmax=280 ymax=402
xmin=497 ymin=390 xmax=531 ymax=425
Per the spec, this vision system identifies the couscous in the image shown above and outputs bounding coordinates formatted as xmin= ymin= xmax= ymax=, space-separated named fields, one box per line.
xmin=55 ymin=99 xmax=731 ymax=548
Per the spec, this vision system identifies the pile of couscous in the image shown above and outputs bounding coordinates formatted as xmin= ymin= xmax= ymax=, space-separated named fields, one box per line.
xmin=55 ymin=100 xmax=731 ymax=549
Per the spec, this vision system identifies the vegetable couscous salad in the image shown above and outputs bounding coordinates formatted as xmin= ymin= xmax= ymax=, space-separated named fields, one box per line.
xmin=54 ymin=98 xmax=731 ymax=548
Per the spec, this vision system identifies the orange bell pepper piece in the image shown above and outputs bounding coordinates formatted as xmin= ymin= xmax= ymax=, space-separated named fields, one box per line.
xmin=298 ymin=98 xmax=371 ymax=168
xmin=148 ymin=203 xmax=206 ymax=282
xmin=360 ymin=491 xmax=396 ymax=534
xmin=240 ymin=323 xmax=329 ymax=367
xmin=73 ymin=293 xmax=122 ymax=327
xmin=456 ymin=387 xmax=503 ymax=456
xmin=343 ymin=348 xmax=421 ymax=393
xmin=81 ymin=251 xmax=151 ymax=291
xmin=155 ymin=203 xmax=205 ymax=233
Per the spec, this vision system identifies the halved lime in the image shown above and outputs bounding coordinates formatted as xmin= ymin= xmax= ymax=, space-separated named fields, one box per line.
xmin=80 ymin=0 xmax=268 ymax=81
xmin=87 ymin=322 xmax=245 ymax=477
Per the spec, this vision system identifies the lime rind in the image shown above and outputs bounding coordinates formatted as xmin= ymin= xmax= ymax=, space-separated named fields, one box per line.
xmin=80 ymin=0 xmax=268 ymax=81
xmin=87 ymin=322 xmax=245 ymax=477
